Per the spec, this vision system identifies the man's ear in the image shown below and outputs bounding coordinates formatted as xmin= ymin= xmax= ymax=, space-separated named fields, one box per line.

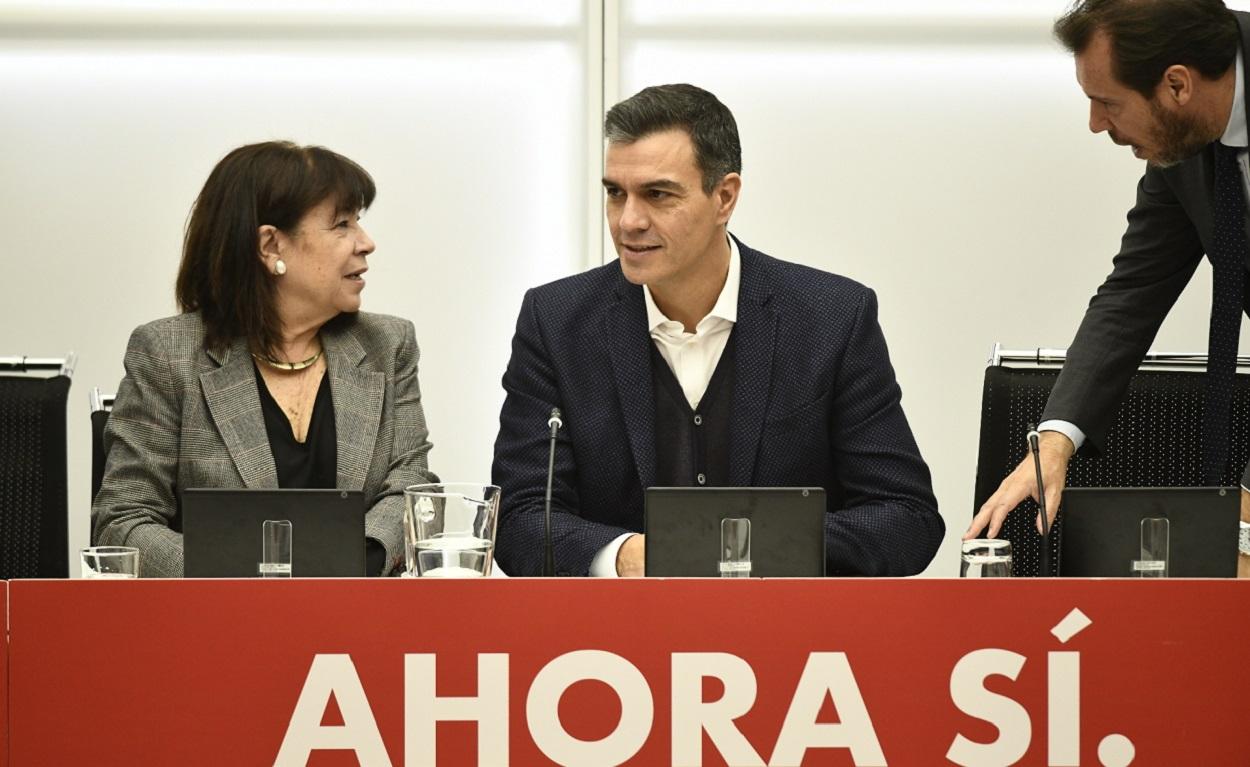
xmin=1160 ymin=64 xmax=1194 ymax=106
xmin=714 ymin=172 xmax=742 ymax=226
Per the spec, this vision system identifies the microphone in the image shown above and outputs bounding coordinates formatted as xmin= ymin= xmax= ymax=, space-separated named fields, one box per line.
xmin=543 ymin=407 xmax=563 ymax=577
xmin=1027 ymin=424 xmax=1052 ymax=577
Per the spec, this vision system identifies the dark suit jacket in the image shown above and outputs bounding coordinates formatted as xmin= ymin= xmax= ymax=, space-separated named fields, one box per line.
xmin=1043 ymin=11 xmax=1250 ymax=478
xmin=491 ymin=239 xmax=943 ymax=576
xmin=92 ymin=311 xmax=436 ymax=577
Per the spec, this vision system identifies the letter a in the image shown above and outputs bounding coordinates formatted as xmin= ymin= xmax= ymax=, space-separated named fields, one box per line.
xmin=274 ymin=654 xmax=392 ymax=767
xmin=769 ymin=652 xmax=886 ymax=767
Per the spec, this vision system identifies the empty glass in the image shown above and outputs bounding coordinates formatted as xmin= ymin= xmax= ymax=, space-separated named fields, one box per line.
xmin=259 ymin=519 xmax=293 ymax=577
xmin=81 ymin=546 xmax=140 ymax=579
xmin=1133 ymin=517 xmax=1169 ymax=578
xmin=403 ymin=483 xmax=500 ymax=578
xmin=961 ymin=539 xmax=1012 ymax=578
xmin=719 ymin=517 xmax=751 ymax=577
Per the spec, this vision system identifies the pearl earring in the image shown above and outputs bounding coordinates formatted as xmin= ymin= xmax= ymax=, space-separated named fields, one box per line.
xmin=274 ymin=259 xmax=287 ymax=276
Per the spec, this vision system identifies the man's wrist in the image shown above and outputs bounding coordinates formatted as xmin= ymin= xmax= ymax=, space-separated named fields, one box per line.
xmin=1037 ymin=430 xmax=1076 ymax=460
xmin=590 ymin=533 xmax=633 ymax=577
xmin=616 ymin=534 xmax=644 ymax=577
xmin=1037 ymin=420 xmax=1085 ymax=452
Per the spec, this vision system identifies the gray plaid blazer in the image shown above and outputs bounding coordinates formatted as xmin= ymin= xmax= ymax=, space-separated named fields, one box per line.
xmin=91 ymin=311 xmax=436 ymax=577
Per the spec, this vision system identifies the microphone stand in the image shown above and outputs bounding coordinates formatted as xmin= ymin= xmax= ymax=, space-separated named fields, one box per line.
xmin=544 ymin=408 xmax=563 ymax=577
xmin=1027 ymin=424 xmax=1052 ymax=577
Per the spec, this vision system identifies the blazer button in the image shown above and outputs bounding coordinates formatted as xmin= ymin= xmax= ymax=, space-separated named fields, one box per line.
xmin=697 ymin=473 xmax=706 ymax=485
xmin=693 ymin=414 xmax=703 ymax=426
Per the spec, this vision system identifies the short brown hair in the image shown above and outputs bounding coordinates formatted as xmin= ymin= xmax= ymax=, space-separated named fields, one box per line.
xmin=604 ymin=84 xmax=742 ymax=194
xmin=1054 ymin=0 xmax=1238 ymax=97
xmin=175 ymin=141 xmax=376 ymax=356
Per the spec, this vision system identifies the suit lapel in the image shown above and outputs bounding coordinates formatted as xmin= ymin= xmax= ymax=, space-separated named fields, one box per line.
xmin=323 ymin=320 xmax=384 ymax=491
xmin=607 ymin=276 xmax=657 ymax=490
xmin=1236 ymin=12 xmax=1250 ymax=247
xmin=728 ymin=242 xmax=778 ymax=486
xmin=1241 ymin=12 xmax=1250 ymax=134
xmin=200 ymin=338 xmax=279 ymax=488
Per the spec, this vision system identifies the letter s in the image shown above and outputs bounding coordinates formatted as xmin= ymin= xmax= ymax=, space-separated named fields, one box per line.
xmin=946 ymin=649 xmax=1030 ymax=767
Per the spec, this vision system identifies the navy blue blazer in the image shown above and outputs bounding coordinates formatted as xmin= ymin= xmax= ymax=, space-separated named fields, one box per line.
xmin=492 ymin=239 xmax=942 ymax=576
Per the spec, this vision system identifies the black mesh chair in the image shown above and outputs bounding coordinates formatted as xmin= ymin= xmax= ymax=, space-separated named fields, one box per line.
xmin=90 ymin=387 xmax=116 ymax=505
xmin=0 ymin=354 xmax=76 ymax=579
xmin=974 ymin=344 xmax=1250 ymax=577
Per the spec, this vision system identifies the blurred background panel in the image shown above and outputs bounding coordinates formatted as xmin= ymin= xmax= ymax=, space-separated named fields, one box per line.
xmin=4 ymin=0 xmax=1248 ymax=575
xmin=0 ymin=0 xmax=591 ymax=573
xmin=617 ymin=0 xmax=1250 ymax=574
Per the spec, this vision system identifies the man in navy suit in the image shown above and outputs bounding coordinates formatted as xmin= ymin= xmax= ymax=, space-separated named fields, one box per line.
xmin=492 ymin=84 xmax=942 ymax=577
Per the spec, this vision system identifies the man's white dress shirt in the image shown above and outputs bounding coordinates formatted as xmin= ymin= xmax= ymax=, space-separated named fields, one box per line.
xmin=589 ymin=237 xmax=741 ymax=576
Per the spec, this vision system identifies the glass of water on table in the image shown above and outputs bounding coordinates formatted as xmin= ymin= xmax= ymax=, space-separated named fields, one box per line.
xmin=403 ymin=483 xmax=500 ymax=578
xmin=81 ymin=546 xmax=140 ymax=579
xmin=960 ymin=539 xmax=1012 ymax=578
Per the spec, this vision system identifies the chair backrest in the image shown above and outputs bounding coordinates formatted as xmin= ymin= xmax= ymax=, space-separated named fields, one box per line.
xmin=90 ymin=388 xmax=116 ymax=506
xmin=0 ymin=371 xmax=73 ymax=579
xmin=974 ymin=355 xmax=1250 ymax=577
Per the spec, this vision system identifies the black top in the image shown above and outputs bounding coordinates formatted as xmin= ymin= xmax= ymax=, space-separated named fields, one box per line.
xmin=255 ymin=363 xmax=337 ymax=488
xmin=254 ymin=363 xmax=386 ymax=575
xmin=651 ymin=332 xmax=735 ymax=489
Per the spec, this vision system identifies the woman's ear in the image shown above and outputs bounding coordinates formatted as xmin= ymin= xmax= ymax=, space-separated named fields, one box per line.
xmin=258 ymin=224 xmax=282 ymax=272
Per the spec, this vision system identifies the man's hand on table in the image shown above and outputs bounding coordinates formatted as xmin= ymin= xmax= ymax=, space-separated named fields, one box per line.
xmin=967 ymin=431 xmax=1075 ymax=540
xmin=617 ymin=534 xmax=645 ymax=577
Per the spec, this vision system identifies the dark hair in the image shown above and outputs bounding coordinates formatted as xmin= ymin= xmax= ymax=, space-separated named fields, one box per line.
xmin=1054 ymin=0 xmax=1238 ymax=97
xmin=604 ymin=83 xmax=742 ymax=194
xmin=175 ymin=141 xmax=375 ymax=356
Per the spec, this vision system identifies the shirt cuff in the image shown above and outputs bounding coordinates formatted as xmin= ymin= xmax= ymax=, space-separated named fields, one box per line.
xmin=1037 ymin=419 xmax=1086 ymax=451
xmin=589 ymin=533 xmax=636 ymax=577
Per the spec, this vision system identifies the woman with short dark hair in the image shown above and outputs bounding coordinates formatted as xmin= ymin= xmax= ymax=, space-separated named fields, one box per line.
xmin=93 ymin=141 xmax=435 ymax=577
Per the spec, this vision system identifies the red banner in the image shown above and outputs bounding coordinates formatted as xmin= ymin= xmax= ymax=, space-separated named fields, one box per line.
xmin=7 ymin=578 xmax=1249 ymax=766
xmin=0 ymin=581 xmax=6 ymax=767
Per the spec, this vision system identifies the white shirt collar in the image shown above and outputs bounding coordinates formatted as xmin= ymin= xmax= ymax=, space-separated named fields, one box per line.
xmin=1221 ymin=49 xmax=1247 ymax=148
xmin=643 ymin=235 xmax=741 ymax=333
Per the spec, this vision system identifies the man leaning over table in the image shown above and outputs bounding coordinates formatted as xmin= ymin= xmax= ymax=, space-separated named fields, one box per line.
xmin=965 ymin=0 xmax=1250 ymax=577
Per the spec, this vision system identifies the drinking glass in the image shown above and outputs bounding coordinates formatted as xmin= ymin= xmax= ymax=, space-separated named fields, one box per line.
xmin=960 ymin=539 xmax=1012 ymax=578
xmin=259 ymin=519 xmax=293 ymax=577
xmin=719 ymin=517 xmax=751 ymax=578
xmin=81 ymin=546 xmax=140 ymax=579
xmin=1133 ymin=517 xmax=1169 ymax=578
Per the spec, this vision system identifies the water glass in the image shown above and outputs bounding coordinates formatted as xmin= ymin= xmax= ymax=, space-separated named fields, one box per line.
xmin=1133 ymin=517 xmax=1169 ymax=578
xmin=259 ymin=519 xmax=293 ymax=577
xmin=81 ymin=546 xmax=140 ymax=579
xmin=961 ymin=539 xmax=1012 ymax=578
xmin=403 ymin=483 xmax=500 ymax=578
xmin=719 ymin=517 xmax=751 ymax=577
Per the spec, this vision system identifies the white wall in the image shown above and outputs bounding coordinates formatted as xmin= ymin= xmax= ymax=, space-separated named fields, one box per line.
xmin=0 ymin=1 xmax=591 ymax=575
xmin=617 ymin=0 xmax=1250 ymax=574
xmin=2 ymin=0 xmax=1246 ymax=576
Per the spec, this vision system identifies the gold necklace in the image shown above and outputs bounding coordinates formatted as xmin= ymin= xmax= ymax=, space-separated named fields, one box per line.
xmin=252 ymin=348 xmax=324 ymax=371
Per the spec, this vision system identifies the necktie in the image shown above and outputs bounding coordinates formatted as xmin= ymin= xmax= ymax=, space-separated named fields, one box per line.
xmin=1202 ymin=142 xmax=1247 ymax=484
